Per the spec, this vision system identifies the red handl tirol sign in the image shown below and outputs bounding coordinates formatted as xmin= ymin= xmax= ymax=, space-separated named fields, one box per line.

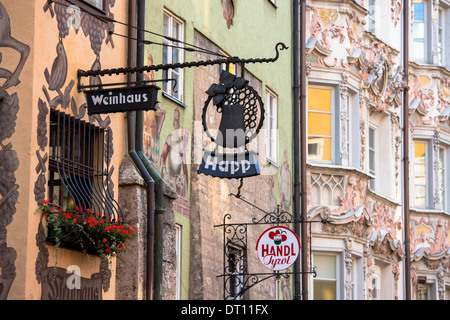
xmin=256 ymin=226 xmax=300 ymax=271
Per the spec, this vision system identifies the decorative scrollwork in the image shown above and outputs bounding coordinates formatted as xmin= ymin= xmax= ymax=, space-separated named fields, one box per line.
xmin=251 ymin=206 xmax=298 ymax=225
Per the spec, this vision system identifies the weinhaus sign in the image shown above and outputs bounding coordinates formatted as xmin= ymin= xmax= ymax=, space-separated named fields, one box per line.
xmin=84 ymin=85 xmax=159 ymax=115
xmin=256 ymin=226 xmax=300 ymax=271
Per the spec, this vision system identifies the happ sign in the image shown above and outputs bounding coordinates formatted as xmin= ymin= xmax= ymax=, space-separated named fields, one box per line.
xmin=256 ymin=226 xmax=300 ymax=271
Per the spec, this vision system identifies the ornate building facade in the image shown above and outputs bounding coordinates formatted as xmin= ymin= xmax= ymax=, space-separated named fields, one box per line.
xmin=305 ymin=0 xmax=450 ymax=300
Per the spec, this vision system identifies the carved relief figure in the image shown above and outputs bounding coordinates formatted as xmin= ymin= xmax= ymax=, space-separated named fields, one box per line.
xmin=0 ymin=3 xmax=30 ymax=91
xmin=0 ymin=2 xmax=30 ymax=300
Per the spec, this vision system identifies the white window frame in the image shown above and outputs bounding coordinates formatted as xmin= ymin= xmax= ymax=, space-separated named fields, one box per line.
xmin=265 ymin=88 xmax=278 ymax=164
xmin=162 ymin=10 xmax=184 ymax=102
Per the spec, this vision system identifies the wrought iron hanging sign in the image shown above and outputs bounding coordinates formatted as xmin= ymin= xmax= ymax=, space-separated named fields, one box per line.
xmin=199 ymin=70 xmax=264 ymax=179
xmin=84 ymin=85 xmax=159 ymax=115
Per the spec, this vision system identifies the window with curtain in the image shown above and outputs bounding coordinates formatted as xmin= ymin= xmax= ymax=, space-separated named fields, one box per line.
xmin=163 ymin=10 xmax=184 ymax=102
xmin=308 ymin=87 xmax=333 ymax=162
xmin=414 ymin=141 xmax=427 ymax=208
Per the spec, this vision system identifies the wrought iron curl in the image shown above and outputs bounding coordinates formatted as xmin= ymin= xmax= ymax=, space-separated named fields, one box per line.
xmin=224 ymin=224 xmax=247 ymax=245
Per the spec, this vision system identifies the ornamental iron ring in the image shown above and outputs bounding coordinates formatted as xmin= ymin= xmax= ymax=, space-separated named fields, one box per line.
xmin=202 ymin=70 xmax=265 ymax=148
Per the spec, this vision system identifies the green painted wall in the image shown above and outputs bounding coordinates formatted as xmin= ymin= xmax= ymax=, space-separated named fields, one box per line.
xmin=143 ymin=0 xmax=293 ymax=299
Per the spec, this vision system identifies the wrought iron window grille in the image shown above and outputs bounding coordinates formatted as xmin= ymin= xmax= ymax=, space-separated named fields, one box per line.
xmin=48 ymin=110 xmax=122 ymax=222
xmin=215 ymin=193 xmax=327 ymax=300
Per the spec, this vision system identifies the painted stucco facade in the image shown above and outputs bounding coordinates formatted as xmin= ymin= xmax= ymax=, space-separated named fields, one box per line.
xmin=1 ymin=0 xmax=449 ymax=301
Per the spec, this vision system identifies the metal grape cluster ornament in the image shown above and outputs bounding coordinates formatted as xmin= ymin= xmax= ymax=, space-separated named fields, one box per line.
xmin=199 ymin=70 xmax=264 ymax=179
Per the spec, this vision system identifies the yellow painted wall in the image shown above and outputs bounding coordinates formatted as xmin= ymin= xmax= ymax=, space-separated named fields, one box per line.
xmin=3 ymin=0 xmax=129 ymax=300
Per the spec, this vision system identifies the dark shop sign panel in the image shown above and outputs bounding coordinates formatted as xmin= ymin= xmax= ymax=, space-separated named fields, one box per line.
xmin=198 ymin=150 xmax=260 ymax=179
xmin=85 ymin=85 xmax=159 ymax=115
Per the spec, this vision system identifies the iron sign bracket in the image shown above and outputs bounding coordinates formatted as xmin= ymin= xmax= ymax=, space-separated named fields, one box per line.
xmin=76 ymin=42 xmax=289 ymax=92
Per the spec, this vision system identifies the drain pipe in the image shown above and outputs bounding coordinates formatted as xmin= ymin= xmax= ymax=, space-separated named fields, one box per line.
xmin=134 ymin=0 xmax=166 ymax=300
xmin=299 ymin=0 xmax=309 ymax=300
xmin=402 ymin=0 xmax=411 ymax=301
xmin=127 ymin=0 xmax=155 ymax=300
xmin=293 ymin=0 xmax=302 ymax=301
xmin=137 ymin=153 xmax=165 ymax=300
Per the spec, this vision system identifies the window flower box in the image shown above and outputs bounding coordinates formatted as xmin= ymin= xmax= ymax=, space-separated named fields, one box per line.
xmin=39 ymin=200 xmax=137 ymax=261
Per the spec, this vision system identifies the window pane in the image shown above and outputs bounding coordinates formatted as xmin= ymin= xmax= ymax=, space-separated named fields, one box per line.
xmin=369 ymin=150 xmax=375 ymax=172
xmin=315 ymin=255 xmax=336 ymax=278
xmin=314 ymin=254 xmax=337 ymax=300
xmin=84 ymin=0 xmax=103 ymax=9
xmin=308 ymin=87 xmax=332 ymax=161
xmin=308 ymin=113 xmax=332 ymax=136
xmin=414 ymin=3 xmax=425 ymax=21
xmin=173 ymin=20 xmax=180 ymax=41
xmin=369 ymin=128 xmax=375 ymax=149
xmin=314 ymin=280 xmax=337 ymax=300
xmin=414 ymin=141 xmax=427 ymax=207
xmin=439 ymin=148 xmax=446 ymax=209
xmin=308 ymin=88 xmax=332 ymax=112
xmin=413 ymin=42 xmax=425 ymax=60
xmin=163 ymin=14 xmax=169 ymax=36
xmin=417 ymin=286 xmax=429 ymax=300
xmin=415 ymin=141 xmax=426 ymax=161
xmin=308 ymin=137 xmax=332 ymax=161
xmin=414 ymin=22 xmax=425 ymax=40
xmin=415 ymin=164 xmax=426 ymax=185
